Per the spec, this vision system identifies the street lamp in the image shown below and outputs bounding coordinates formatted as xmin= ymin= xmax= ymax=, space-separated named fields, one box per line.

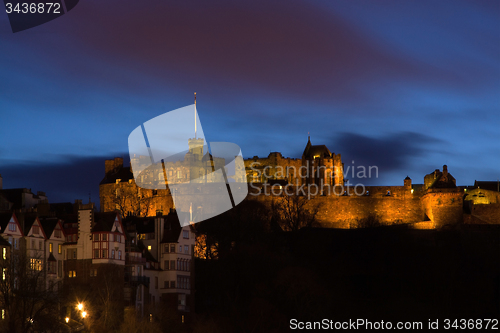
xmin=77 ymin=303 xmax=83 ymax=311
xmin=65 ymin=317 xmax=69 ymax=323
xmin=81 ymin=311 xmax=87 ymax=318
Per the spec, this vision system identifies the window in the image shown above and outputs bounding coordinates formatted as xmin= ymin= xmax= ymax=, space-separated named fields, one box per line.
xmin=164 ymin=244 xmax=169 ymax=253
xmin=55 ymin=229 xmax=61 ymax=238
xmin=2 ymin=268 xmax=5 ymax=280
xmin=164 ymin=281 xmax=168 ymax=289
xmin=94 ymin=250 xmax=99 ymax=258
xmin=118 ymin=250 xmax=122 ymax=260
xmin=30 ymin=259 xmax=43 ymax=271
xmin=94 ymin=234 xmax=99 ymax=241
xmin=147 ymin=245 xmax=152 ymax=251
xmin=111 ymin=250 xmax=115 ymax=259
xmin=184 ymin=245 xmax=189 ymax=254
xmin=102 ymin=250 xmax=107 ymax=258
xmin=170 ymin=244 xmax=175 ymax=253
xmin=13 ymin=239 xmax=18 ymax=250
xmin=170 ymin=281 xmax=175 ymax=289
xmin=49 ymin=243 xmax=53 ymax=253
xmin=32 ymin=225 xmax=39 ymax=235
xmin=179 ymin=245 xmax=182 ymax=253
xmin=90 ymin=269 xmax=97 ymax=277
xmin=183 ymin=230 xmax=189 ymax=239
xmin=58 ymin=244 xmax=62 ymax=254
xmin=1 ymin=309 xmax=4 ymax=320
xmin=102 ymin=234 xmax=107 ymax=241
xmin=116 ymin=235 xmax=121 ymax=243
xmin=164 ymin=260 xmax=169 ymax=270
xmin=8 ymin=223 xmax=16 ymax=232
xmin=170 ymin=260 xmax=175 ymax=270
xmin=2 ymin=248 xmax=5 ymax=260
xmin=68 ymin=270 xmax=76 ymax=278
xmin=39 ymin=240 xmax=42 ymax=250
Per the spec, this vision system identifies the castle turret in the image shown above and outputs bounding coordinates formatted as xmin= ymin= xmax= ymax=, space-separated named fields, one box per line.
xmin=404 ymin=176 xmax=412 ymax=190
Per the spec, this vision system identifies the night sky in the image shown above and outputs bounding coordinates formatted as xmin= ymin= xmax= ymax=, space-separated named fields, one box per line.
xmin=0 ymin=0 xmax=499 ymax=204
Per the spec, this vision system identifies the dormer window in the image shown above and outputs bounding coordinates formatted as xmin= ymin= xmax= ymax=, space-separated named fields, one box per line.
xmin=8 ymin=223 xmax=16 ymax=232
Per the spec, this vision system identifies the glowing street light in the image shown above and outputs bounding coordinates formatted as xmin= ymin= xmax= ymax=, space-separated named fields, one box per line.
xmin=81 ymin=311 xmax=87 ymax=318
xmin=77 ymin=303 xmax=83 ymax=311
xmin=65 ymin=317 xmax=69 ymax=323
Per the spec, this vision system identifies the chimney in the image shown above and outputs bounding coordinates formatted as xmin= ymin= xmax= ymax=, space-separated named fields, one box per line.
xmin=443 ymin=165 xmax=448 ymax=177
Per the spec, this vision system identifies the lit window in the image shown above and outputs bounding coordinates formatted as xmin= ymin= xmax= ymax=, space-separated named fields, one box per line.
xmin=49 ymin=243 xmax=53 ymax=253
xmin=147 ymin=245 xmax=152 ymax=251
xmin=2 ymin=248 xmax=5 ymax=260
xmin=2 ymin=268 xmax=5 ymax=280
xmin=1 ymin=309 xmax=4 ymax=320
xmin=58 ymin=244 xmax=62 ymax=254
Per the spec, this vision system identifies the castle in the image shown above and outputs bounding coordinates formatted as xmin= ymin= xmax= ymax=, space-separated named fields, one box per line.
xmin=100 ymin=137 xmax=500 ymax=229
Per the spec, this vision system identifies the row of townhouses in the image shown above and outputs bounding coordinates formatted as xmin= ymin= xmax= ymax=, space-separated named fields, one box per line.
xmin=0 ymin=182 xmax=196 ymax=328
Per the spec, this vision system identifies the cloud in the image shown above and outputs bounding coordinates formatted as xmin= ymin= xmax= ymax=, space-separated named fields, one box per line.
xmin=329 ymin=132 xmax=445 ymax=184
xmin=0 ymin=153 xmax=127 ymax=204
xmin=1 ymin=0 xmax=470 ymax=109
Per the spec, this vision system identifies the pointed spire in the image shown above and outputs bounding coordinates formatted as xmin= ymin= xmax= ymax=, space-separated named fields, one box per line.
xmin=194 ymin=92 xmax=197 ymax=139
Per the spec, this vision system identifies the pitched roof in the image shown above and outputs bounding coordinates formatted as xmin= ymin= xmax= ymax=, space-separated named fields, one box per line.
xmin=92 ymin=212 xmax=121 ymax=233
xmin=161 ymin=210 xmax=188 ymax=243
xmin=40 ymin=217 xmax=61 ymax=239
xmin=474 ymin=181 xmax=500 ymax=192
xmin=302 ymin=137 xmax=332 ymax=159
xmin=0 ymin=212 xmax=13 ymax=234
xmin=16 ymin=213 xmax=43 ymax=237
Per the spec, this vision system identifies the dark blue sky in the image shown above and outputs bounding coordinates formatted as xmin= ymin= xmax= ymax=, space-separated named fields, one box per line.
xmin=0 ymin=0 xmax=499 ymax=203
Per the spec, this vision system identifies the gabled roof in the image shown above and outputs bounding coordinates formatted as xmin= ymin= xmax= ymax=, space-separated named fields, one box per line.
xmin=0 ymin=212 xmax=24 ymax=236
xmin=474 ymin=181 xmax=500 ymax=192
xmin=100 ymin=166 xmax=134 ymax=185
xmin=40 ymin=217 xmax=63 ymax=239
xmin=92 ymin=212 xmax=123 ymax=233
xmin=302 ymin=137 xmax=332 ymax=159
xmin=16 ymin=213 xmax=45 ymax=238
xmin=0 ymin=212 xmax=14 ymax=234
xmin=161 ymin=210 xmax=189 ymax=243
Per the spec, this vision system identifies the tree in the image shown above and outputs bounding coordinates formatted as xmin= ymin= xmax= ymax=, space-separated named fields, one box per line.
xmin=0 ymin=250 xmax=62 ymax=333
xmin=272 ymin=192 xmax=321 ymax=232
xmin=112 ymin=183 xmax=155 ymax=218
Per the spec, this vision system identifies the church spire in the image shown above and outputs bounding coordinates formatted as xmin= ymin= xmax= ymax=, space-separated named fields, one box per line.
xmin=194 ymin=92 xmax=197 ymax=139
